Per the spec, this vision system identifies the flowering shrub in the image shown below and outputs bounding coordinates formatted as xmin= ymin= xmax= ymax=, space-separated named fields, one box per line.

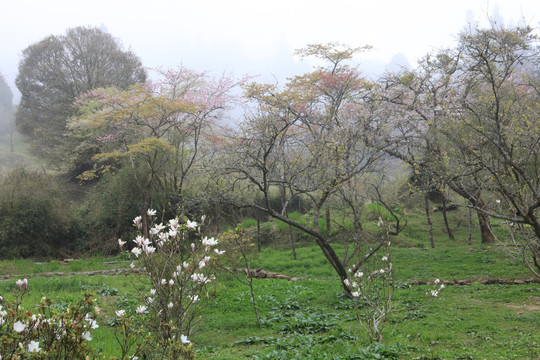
xmin=345 ymin=231 xmax=394 ymax=344
xmin=0 ymin=278 xmax=99 ymax=359
xmin=345 ymin=220 xmax=444 ymax=343
xmin=117 ymin=210 xmax=223 ymax=359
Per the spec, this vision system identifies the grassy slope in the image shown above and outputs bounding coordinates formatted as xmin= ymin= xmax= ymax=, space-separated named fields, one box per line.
xmin=0 ymin=208 xmax=539 ymax=359
xmin=0 ymin=132 xmax=48 ymax=173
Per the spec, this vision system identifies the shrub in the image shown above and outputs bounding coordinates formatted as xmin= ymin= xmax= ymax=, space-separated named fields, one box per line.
xmin=0 ymin=168 xmax=82 ymax=259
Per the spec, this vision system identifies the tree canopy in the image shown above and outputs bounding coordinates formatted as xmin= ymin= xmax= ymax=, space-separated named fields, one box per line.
xmin=15 ymin=26 xmax=146 ymax=166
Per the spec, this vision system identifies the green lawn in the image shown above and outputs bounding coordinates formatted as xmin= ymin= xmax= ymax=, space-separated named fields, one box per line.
xmin=1 ymin=208 xmax=539 ymax=359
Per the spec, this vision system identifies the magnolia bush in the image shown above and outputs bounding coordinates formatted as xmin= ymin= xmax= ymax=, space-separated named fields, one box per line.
xmin=117 ymin=209 xmax=224 ymax=359
xmin=345 ymin=220 xmax=445 ymax=343
xmin=0 ymin=279 xmax=100 ymax=359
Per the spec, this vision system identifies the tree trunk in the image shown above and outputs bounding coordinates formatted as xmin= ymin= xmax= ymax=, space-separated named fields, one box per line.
xmin=476 ymin=209 xmax=494 ymax=243
xmin=142 ymin=185 xmax=151 ymax=239
xmin=441 ymin=193 xmax=455 ymax=240
xmin=256 ymin=216 xmax=261 ymax=252
xmin=286 ymin=209 xmax=297 ymax=260
xmin=281 ymin=184 xmax=296 ymax=259
xmin=10 ymin=132 xmax=14 ymax=153
xmin=424 ymin=193 xmax=434 ymax=248
xmin=325 ymin=205 xmax=331 ymax=242
xmin=468 ymin=207 xmax=473 ymax=245
xmin=473 ymin=197 xmax=494 ymax=244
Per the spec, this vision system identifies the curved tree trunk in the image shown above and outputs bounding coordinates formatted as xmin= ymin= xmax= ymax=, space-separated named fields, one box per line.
xmin=424 ymin=193 xmax=435 ymax=248
xmin=441 ymin=193 xmax=455 ymax=240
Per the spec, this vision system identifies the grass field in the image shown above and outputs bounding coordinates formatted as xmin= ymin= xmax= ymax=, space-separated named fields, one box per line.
xmin=1 ymin=208 xmax=539 ymax=359
xmin=0 ymin=132 xmax=45 ymax=172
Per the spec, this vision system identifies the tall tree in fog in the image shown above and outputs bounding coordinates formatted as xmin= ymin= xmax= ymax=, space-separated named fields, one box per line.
xmin=0 ymin=73 xmax=15 ymax=152
xmin=0 ymin=73 xmax=14 ymax=130
xmin=15 ymin=26 xmax=146 ymax=166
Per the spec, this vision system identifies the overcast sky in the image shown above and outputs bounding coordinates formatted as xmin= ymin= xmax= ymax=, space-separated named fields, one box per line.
xmin=2 ymin=0 xmax=540 ymax=102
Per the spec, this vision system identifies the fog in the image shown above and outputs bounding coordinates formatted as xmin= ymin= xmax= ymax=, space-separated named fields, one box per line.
xmin=1 ymin=0 xmax=539 ymax=103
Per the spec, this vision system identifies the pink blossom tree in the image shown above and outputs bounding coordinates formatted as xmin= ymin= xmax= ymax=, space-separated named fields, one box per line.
xmin=71 ymin=66 xmax=242 ymax=235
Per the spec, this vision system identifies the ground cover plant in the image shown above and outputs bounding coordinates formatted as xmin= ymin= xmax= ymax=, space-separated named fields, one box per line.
xmin=1 ymin=208 xmax=539 ymax=359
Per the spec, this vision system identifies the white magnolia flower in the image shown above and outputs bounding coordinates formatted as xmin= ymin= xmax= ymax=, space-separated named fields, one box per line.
xmin=343 ymin=279 xmax=351 ymax=287
xmin=191 ymin=273 xmax=210 ymax=284
xmin=28 ymin=340 xmax=41 ymax=353
xmin=133 ymin=216 xmax=142 ymax=227
xmin=83 ymin=331 xmax=92 ymax=341
xmin=186 ymin=220 xmax=198 ymax=229
xmin=181 ymin=334 xmax=190 ymax=344
xmin=115 ymin=310 xmax=126 ymax=318
xmin=168 ymin=279 xmax=174 ymax=287
xmin=150 ymin=223 xmax=165 ymax=235
xmin=131 ymin=247 xmax=142 ymax=257
xmin=142 ymin=238 xmax=151 ymax=247
xmin=118 ymin=239 xmax=126 ymax=247
xmin=168 ymin=302 xmax=174 ymax=309
xmin=434 ymin=279 xmax=440 ymax=284
xmin=150 ymin=289 xmax=156 ymax=296
xmin=190 ymin=295 xmax=199 ymax=302
xmin=351 ymin=291 xmax=360 ymax=298
xmin=169 ymin=218 xmax=179 ymax=229
xmin=133 ymin=235 xmax=144 ymax=246
xmin=147 ymin=209 xmax=157 ymax=216
xmin=13 ymin=320 xmax=26 ymax=333
xmin=198 ymin=260 xmax=206 ymax=269
xmin=147 ymin=297 xmax=154 ymax=304
xmin=202 ymin=236 xmax=218 ymax=246
xmin=16 ymin=279 xmax=27 ymax=289
xmin=130 ymin=262 xmax=135 ymax=269
xmin=161 ymin=279 xmax=167 ymax=285
xmin=379 ymin=269 xmax=385 ymax=274
xmin=382 ymin=256 xmax=388 ymax=262
xmin=144 ymin=246 xmax=156 ymax=255
xmin=85 ymin=314 xmax=99 ymax=329
xmin=136 ymin=305 xmax=147 ymax=314
xmin=354 ymin=271 xmax=364 ymax=278
xmin=214 ymin=249 xmax=225 ymax=256
xmin=431 ymin=290 xmax=439 ymax=297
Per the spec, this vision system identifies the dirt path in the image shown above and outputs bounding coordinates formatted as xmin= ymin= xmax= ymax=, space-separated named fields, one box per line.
xmin=1 ymin=267 xmax=539 ymax=286
xmin=0 ymin=268 xmax=142 ymax=281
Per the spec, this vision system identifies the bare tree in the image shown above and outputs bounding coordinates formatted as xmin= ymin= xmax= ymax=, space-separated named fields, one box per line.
xmin=381 ymin=23 xmax=540 ymax=276
xmin=216 ymin=43 xmax=404 ymax=296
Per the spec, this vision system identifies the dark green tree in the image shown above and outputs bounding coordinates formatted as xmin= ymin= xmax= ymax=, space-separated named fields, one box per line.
xmin=15 ymin=26 xmax=146 ymax=167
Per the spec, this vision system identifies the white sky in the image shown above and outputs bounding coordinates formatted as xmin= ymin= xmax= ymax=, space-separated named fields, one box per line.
xmin=1 ymin=0 xmax=540 ymax=102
